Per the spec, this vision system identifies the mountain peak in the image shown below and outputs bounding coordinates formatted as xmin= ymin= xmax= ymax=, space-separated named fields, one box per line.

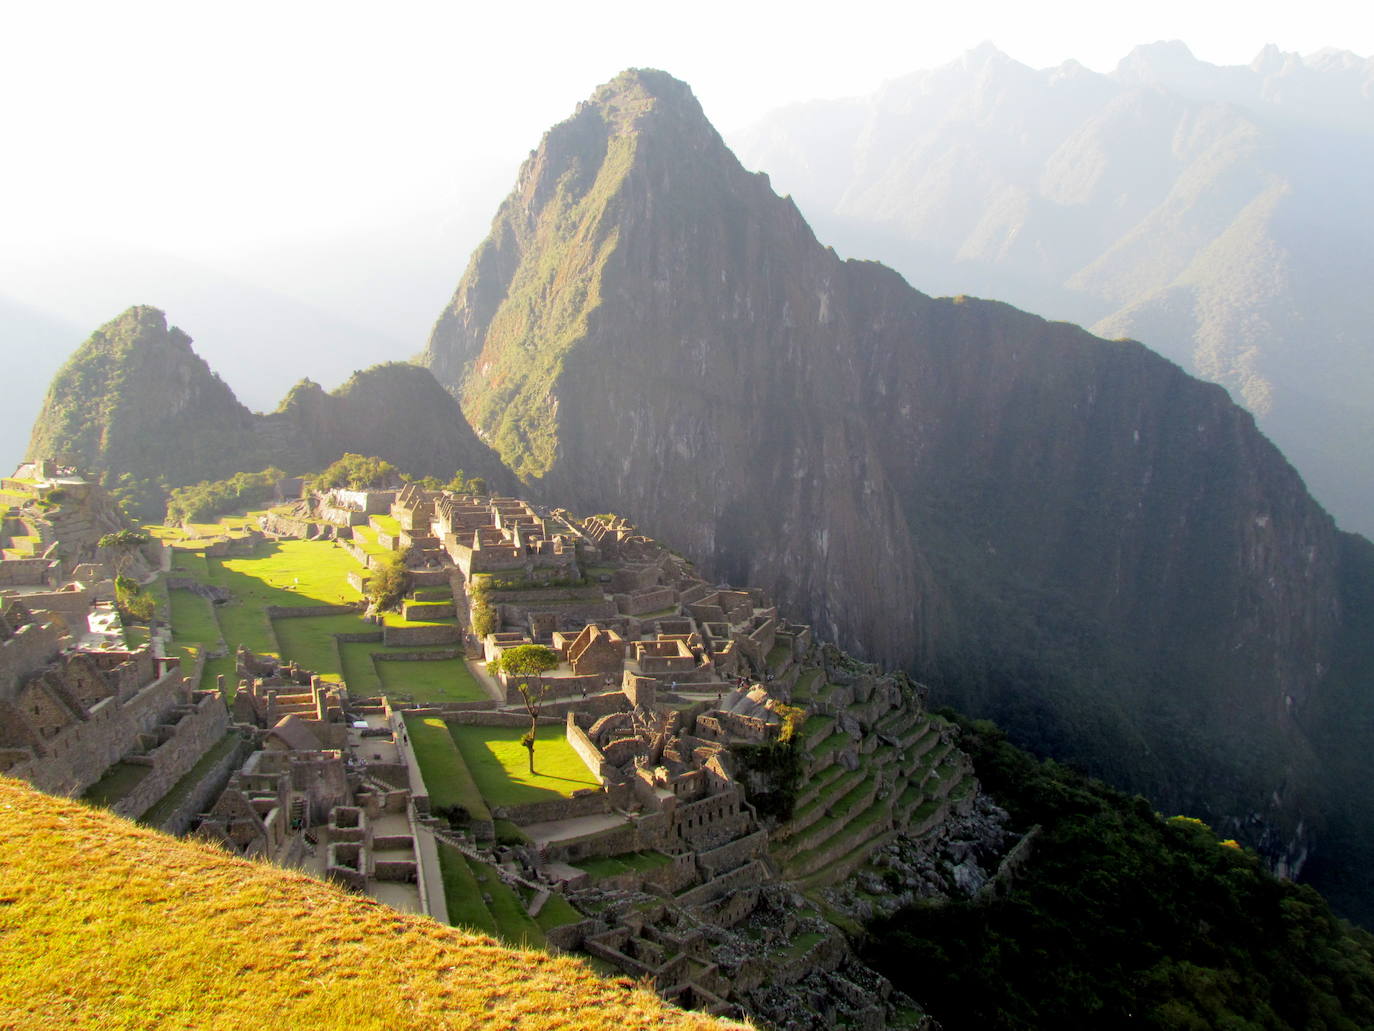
xmin=1113 ymin=39 xmax=1202 ymax=83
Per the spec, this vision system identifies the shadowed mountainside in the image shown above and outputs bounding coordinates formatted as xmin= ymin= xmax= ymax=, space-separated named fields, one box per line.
xmin=424 ymin=68 xmax=1374 ymax=921
xmin=731 ymin=42 xmax=1374 ymax=538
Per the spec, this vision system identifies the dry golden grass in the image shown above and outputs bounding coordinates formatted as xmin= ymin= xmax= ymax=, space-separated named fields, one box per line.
xmin=0 ymin=778 xmax=743 ymax=1030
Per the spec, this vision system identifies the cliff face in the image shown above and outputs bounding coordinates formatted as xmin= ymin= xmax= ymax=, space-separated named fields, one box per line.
xmin=28 ymin=308 xmax=510 ymax=512
xmin=731 ymin=43 xmax=1374 ymax=538
xmin=425 ymin=70 xmax=1373 ymax=917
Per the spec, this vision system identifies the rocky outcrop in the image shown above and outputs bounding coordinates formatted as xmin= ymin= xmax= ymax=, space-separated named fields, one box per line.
xmin=425 ymin=69 xmax=1374 ymax=919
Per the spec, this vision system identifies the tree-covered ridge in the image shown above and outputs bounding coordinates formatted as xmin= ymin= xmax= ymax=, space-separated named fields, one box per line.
xmin=26 ymin=306 xmax=265 ymax=518
xmin=166 ymin=468 xmax=286 ymax=523
xmin=865 ymin=716 xmax=1374 ymax=1029
xmin=25 ymin=310 xmax=511 ymax=519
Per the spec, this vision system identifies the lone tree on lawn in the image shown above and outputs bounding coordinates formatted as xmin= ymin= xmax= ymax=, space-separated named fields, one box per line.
xmin=495 ymin=644 xmax=559 ymax=773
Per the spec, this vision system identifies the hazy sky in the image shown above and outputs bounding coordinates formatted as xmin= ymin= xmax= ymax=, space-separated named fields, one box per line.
xmin=5 ymin=0 xmax=1369 ymax=254
xmin=0 ymin=0 xmax=1368 ymax=476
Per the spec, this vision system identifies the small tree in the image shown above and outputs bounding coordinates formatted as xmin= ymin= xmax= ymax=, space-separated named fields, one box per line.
xmin=98 ymin=529 xmax=150 ymax=578
xmin=367 ymin=550 xmax=410 ymax=612
xmin=495 ymin=644 xmax=559 ymax=773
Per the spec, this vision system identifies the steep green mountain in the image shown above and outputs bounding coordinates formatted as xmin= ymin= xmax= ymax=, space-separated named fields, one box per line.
xmin=731 ymin=43 xmax=1374 ymax=538
xmin=27 ymin=306 xmax=510 ymax=516
xmin=26 ymin=305 xmax=266 ymax=507
xmin=424 ymin=69 xmax=1374 ymax=920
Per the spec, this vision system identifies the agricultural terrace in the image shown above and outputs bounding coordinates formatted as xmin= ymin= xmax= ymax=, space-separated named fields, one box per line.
xmin=151 ymin=513 xmax=468 ymax=703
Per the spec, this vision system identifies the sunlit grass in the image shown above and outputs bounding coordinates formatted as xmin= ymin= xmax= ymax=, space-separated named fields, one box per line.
xmin=377 ymin=658 xmax=487 ymax=703
xmin=0 ymin=777 xmax=734 ymax=1031
xmin=448 ymin=724 xmax=598 ymax=806
xmin=273 ymin=613 xmax=374 ymax=678
xmin=403 ymin=716 xmax=490 ymax=821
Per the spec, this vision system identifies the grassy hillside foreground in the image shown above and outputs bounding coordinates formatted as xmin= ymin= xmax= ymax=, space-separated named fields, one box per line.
xmin=0 ymin=778 xmax=740 ymax=1031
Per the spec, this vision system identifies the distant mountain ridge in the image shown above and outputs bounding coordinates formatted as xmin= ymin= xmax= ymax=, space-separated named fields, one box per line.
xmin=731 ymin=42 xmax=1374 ymax=537
xmin=424 ymin=68 xmax=1374 ymax=922
xmin=25 ymin=306 xmax=510 ymax=513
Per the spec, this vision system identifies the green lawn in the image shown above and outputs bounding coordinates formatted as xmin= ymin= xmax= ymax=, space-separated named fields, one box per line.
xmin=350 ymin=525 xmax=393 ymax=559
xmin=380 ymin=607 xmax=455 ymax=629
xmin=338 ymin=641 xmax=384 ymax=694
xmin=214 ymin=540 xmax=365 ymax=608
xmin=403 ymin=601 xmax=455 ymax=619
xmin=168 ymin=548 xmax=210 ymax=578
xmin=376 ymin=658 xmax=487 ymax=703
xmin=370 ymin=514 xmax=402 ymax=538
xmin=447 ymin=724 xmax=599 ymax=807
xmin=82 ymin=762 xmax=150 ymax=807
xmin=532 ymin=891 xmax=581 ymax=931
xmin=412 ymin=587 xmax=453 ymax=602
xmin=402 ymin=715 xmax=490 ymax=821
xmin=168 ymin=590 xmax=221 ymax=648
xmin=211 ymin=601 xmax=275 ymax=657
xmin=272 ymin=613 xmax=374 ymax=678
xmin=201 ymin=653 xmax=238 ymax=698
xmin=767 ymin=643 xmax=792 ymax=669
xmin=436 ymin=841 xmax=498 ymax=936
xmin=466 ymin=855 xmax=544 ymax=946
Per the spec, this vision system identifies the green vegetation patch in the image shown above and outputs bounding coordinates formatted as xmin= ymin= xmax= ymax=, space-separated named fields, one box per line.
xmin=533 ymin=891 xmax=582 ymax=931
xmin=82 ymin=761 xmax=150 ymax=807
xmin=413 ymin=587 xmax=454 ymax=602
xmin=402 ymin=715 xmax=490 ymax=822
xmin=200 ymin=654 xmax=238 ymax=699
xmin=466 ymin=854 xmax=544 ymax=947
xmin=377 ymin=658 xmax=487 ymax=704
xmin=370 ymin=514 xmax=402 ymax=538
xmin=350 ymin=525 xmax=393 ymax=559
xmin=575 ymin=851 xmax=672 ymax=880
xmin=380 ymin=607 xmax=455 ymax=629
xmin=272 ymin=613 xmax=373 ymax=678
xmin=864 ymin=716 xmax=1374 ymax=1029
xmin=447 ymin=723 xmax=599 ymax=807
xmin=436 ymin=841 xmax=498 ymax=937
xmin=215 ymin=539 xmax=365 ymax=607
xmin=168 ymin=590 xmax=221 ymax=648
xmin=338 ymin=641 xmax=384 ymax=694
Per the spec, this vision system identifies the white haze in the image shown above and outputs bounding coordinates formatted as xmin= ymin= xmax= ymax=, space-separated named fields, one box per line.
xmin=0 ymin=0 xmax=1368 ymax=473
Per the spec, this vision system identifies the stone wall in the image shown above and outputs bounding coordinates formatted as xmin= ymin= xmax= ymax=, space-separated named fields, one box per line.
xmin=108 ymin=691 xmax=234 ymax=821
xmin=383 ymin=624 xmax=460 ymax=646
xmin=16 ymin=587 xmax=91 ymax=615
xmin=266 ymin=604 xmax=357 ymax=620
xmin=375 ymin=648 xmax=463 ymax=663
xmin=616 ymin=586 xmax=677 ymax=617
xmin=9 ymin=662 xmax=192 ymax=797
xmin=0 ymin=559 xmax=56 ymax=586
xmin=539 ymin=691 xmax=630 ymax=720
xmin=542 ymin=820 xmax=642 ymax=863
xmin=694 ymin=829 xmax=769 ymax=879
xmin=500 ymin=789 xmax=611 ymax=827
xmin=445 ymin=710 xmax=561 ymax=728
xmin=566 ymin=712 xmax=612 ymax=782
xmin=0 ymin=618 xmax=67 ymax=692
xmin=146 ymin=731 xmax=255 ymax=836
